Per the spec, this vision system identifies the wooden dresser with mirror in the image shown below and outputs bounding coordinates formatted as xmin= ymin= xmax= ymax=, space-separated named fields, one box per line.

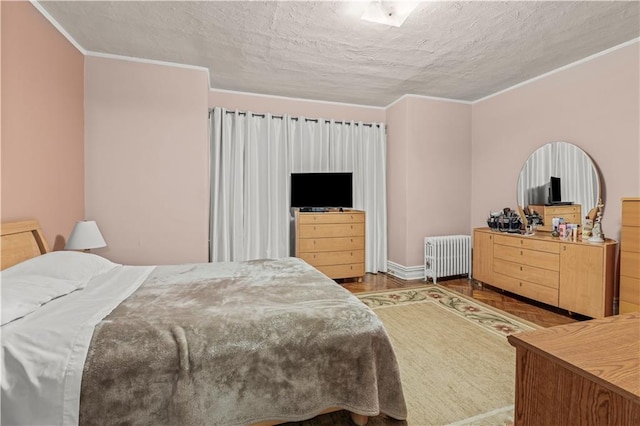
xmin=474 ymin=141 xmax=617 ymax=318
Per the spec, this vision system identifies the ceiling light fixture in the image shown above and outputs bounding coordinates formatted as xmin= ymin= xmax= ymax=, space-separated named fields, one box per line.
xmin=360 ymin=1 xmax=418 ymax=27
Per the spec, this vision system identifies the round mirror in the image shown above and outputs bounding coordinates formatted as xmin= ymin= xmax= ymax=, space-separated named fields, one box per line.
xmin=517 ymin=141 xmax=600 ymax=227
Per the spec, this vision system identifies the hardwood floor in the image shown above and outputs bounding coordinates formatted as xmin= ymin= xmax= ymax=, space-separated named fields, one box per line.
xmin=341 ymin=273 xmax=586 ymax=328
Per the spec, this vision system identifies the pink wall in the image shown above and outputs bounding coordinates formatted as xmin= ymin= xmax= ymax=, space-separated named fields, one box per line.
xmin=84 ymin=56 xmax=210 ymax=265
xmin=210 ymin=89 xmax=386 ymax=123
xmin=1 ymin=1 xmax=84 ymax=250
xmin=387 ymin=96 xmax=472 ymax=267
xmin=471 ymin=42 xmax=640 ymax=243
xmin=386 ymin=99 xmax=409 ymax=264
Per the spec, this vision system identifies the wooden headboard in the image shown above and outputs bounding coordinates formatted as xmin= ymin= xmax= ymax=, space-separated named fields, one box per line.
xmin=1 ymin=220 xmax=49 ymax=270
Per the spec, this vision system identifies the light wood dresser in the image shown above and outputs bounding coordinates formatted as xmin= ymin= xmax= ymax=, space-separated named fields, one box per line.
xmin=508 ymin=312 xmax=640 ymax=425
xmin=620 ymin=198 xmax=640 ymax=313
xmin=295 ymin=210 xmax=365 ymax=280
xmin=473 ymin=228 xmax=617 ymax=318
xmin=528 ymin=204 xmax=582 ymax=232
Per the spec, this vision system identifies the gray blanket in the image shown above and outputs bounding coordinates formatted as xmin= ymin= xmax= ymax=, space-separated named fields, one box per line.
xmin=79 ymin=258 xmax=407 ymax=425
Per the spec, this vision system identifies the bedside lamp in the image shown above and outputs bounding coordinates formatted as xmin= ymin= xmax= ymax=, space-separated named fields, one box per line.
xmin=65 ymin=221 xmax=107 ymax=252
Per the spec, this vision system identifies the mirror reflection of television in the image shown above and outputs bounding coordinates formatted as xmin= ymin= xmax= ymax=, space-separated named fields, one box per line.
xmin=291 ymin=172 xmax=353 ymax=208
xmin=549 ymin=176 xmax=562 ymax=204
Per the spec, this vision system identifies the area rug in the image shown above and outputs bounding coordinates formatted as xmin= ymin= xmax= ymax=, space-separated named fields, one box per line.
xmin=360 ymin=286 xmax=537 ymax=425
xmin=286 ymin=285 xmax=537 ymax=426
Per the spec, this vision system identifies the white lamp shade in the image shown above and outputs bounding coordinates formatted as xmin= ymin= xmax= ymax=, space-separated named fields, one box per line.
xmin=65 ymin=221 xmax=107 ymax=250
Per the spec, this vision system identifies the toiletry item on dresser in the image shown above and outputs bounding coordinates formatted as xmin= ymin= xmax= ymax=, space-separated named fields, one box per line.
xmin=582 ymin=217 xmax=593 ymax=238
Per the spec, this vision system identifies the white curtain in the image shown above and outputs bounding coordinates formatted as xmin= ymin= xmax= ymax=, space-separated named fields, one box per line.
xmin=209 ymin=108 xmax=290 ymax=261
xmin=210 ymin=107 xmax=387 ymax=273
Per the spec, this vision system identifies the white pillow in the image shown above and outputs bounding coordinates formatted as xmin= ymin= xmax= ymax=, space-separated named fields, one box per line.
xmin=1 ymin=275 xmax=83 ymax=325
xmin=2 ymin=251 xmax=118 ymax=282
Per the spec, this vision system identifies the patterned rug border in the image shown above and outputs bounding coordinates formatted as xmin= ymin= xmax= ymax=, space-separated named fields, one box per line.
xmin=357 ymin=286 xmax=540 ymax=337
xmin=354 ymin=284 xmax=432 ymax=296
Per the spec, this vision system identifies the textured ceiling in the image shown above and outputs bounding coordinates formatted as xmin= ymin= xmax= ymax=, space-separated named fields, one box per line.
xmin=40 ymin=1 xmax=640 ymax=106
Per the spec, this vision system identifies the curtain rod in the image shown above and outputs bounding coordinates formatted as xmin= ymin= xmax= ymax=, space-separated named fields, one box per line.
xmin=209 ymin=109 xmax=380 ymax=128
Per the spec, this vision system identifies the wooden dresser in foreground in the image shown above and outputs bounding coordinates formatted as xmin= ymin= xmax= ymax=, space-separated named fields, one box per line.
xmin=508 ymin=312 xmax=640 ymax=426
xmin=620 ymin=198 xmax=640 ymax=313
xmin=295 ymin=210 xmax=365 ymax=280
xmin=473 ymin=228 xmax=617 ymax=318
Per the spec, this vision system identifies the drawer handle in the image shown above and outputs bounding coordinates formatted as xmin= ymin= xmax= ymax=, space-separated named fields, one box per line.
xmin=351 ymin=238 xmax=353 ymax=242
xmin=520 ymin=240 xmax=523 ymax=245
xmin=350 ymin=225 xmax=353 ymax=229
xmin=519 ymin=282 xmax=523 ymax=287
xmin=520 ymin=266 xmax=523 ymax=271
xmin=520 ymin=250 xmax=523 ymax=256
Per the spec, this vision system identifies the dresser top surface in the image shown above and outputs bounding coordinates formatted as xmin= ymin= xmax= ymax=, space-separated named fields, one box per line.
xmin=508 ymin=312 xmax=640 ymax=402
xmin=475 ymin=227 xmax=617 ymax=246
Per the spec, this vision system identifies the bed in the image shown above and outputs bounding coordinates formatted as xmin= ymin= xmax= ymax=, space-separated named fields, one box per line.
xmin=1 ymin=220 xmax=407 ymax=425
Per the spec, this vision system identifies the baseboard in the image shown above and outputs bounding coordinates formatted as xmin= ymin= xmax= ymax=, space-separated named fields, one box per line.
xmin=386 ymin=261 xmax=424 ymax=281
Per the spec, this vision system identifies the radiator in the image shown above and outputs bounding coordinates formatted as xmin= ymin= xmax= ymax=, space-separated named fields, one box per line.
xmin=424 ymin=235 xmax=471 ymax=283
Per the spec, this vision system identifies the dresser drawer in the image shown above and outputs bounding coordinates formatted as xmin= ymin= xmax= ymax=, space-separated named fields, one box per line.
xmin=620 ymin=275 xmax=640 ymax=305
xmin=557 ymin=213 xmax=582 ymax=225
xmin=622 ymin=200 xmax=640 ymax=227
xmin=299 ymin=222 xmax=365 ymax=238
xmin=315 ymin=263 xmax=365 ymax=279
xmin=621 ymin=250 xmax=640 ymax=279
xmin=298 ymin=212 xmax=365 ymax=225
xmin=545 ymin=205 xmax=581 ymax=216
xmin=493 ymin=259 xmax=559 ymax=289
xmin=494 ymin=235 xmax=559 ymax=254
xmin=299 ymin=249 xmax=364 ymax=266
xmin=298 ymin=236 xmax=364 ymax=252
xmin=621 ymin=226 xmax=640 ymax=253
xmin=494 ymin=244 xmax=560 ymax=271
xmin=493 ymin=273 xmax=559 ymax=307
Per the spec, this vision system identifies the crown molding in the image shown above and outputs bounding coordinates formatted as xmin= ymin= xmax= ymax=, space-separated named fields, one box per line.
xmin=385 ymin=93 xmax=472 ymax=109
xmin=210 ymin=88 xmax=386 ymax=111
xmin=30 ymin=0 xmax=86 ymax=54
xmin=472 ymin=37 xmax=640 ymax=104
xmin=86 ymin=51 xmax=210 ymax=77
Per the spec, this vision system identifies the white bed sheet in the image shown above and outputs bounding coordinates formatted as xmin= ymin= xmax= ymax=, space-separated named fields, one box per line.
xmin=1 ymin=265 xmax=155 ymax=426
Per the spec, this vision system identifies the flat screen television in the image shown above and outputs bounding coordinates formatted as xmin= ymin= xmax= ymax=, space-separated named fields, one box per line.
xmin=549 ymin=176 xmax=562 ymax=204
xmin=290 ymin=172 xmax=353 ymax=209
